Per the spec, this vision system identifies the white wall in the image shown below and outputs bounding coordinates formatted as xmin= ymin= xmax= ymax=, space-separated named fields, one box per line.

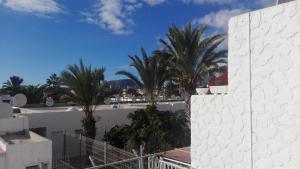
xmin=5 ymin=132 xmax=52 ymax=169
xmin=192 ymin=1 xmax=300 ymax=169
xmin=0 ymin=138 xmax=6 ymax=169
xmin=191 ymin=12 xmax=252 ymax=169
xmin=22 ymin=103 xmax=186 ymax=139
xmin=251 ymin=2 xmax=300 ymax=168
xmin=21 ymin=103 xmax=186 ymax=158
xmin=0 ymin=116 xmax=29 ymax=135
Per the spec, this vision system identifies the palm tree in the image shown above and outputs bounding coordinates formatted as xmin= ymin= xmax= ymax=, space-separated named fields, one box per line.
xmin=2 ymin=76 xmax=24 ymax=95
xmin=22 ymin=85 xmax=46 ymax=104
xmin=116 ymin=48 xmax=170 ymax=105
xmin=46 ymin=73 xmax=60 ymax=87
xmin=45 ymin=73 xmax=64 ymax=102
xmin=160 ymin=23 xmax=227 ymax=118
xmin=60 ymin=59 xmax=105 ymax=139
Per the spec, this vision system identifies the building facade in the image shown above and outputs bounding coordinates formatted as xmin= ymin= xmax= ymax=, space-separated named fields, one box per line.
xmin=0 ymin=103 xmax=52 ymax=169
xmin=191 ymin=1 xmax=300 ymax=169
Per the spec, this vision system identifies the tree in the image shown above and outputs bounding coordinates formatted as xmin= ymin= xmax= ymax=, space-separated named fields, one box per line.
xmin=103 ymin=105 xmax=190 ymax=154
xmin=159 ymin=23 xmax=227 ymax=118
xmin=2 ymin=76 xmax=24 ymax=95
xmin=46 ymin=73 xmax=60 ymax=87
xmin=22 ymin=85 xmax=45 ymax=104
xmin=103 ymin=125 xmax=131 ymax=149
xmin=116 ymin=48 xmax=170 ymax=105
xmin=60 ymin=59 xmax=105 ymax=139
xmin=44 ymin=73 xmax=65 ymax=102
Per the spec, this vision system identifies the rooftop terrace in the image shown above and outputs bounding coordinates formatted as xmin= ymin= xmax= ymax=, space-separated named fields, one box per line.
xmin=1 ymin=131 xmax=49 ymax=145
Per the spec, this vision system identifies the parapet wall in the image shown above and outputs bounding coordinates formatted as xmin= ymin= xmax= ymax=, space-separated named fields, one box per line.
xmin=191 ymin=1 xmax=300 ymax=169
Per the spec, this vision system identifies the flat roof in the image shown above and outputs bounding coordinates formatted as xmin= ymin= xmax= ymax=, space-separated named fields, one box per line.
xmin=19 ymin=102 xmax=184 ymax=114
xmin=20 ymin=104 xmax=145 ymax=114
xmin=1 ymin=131 xmax=49 ymax=145
xmin=161 ymin=147 xmax=191 ymax=164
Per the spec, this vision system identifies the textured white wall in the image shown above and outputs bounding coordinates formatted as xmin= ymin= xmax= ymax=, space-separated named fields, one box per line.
xmin=192 ymin=1 xmax=300 ymax=169
xmin=251 ymin=2 xmax=300 ymax=169
xmin=191 ymin=12 xmax=252 ymax=169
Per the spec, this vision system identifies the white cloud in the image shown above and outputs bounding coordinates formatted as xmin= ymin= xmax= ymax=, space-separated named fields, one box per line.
xmin=193 ymin=8 xmax=248 ymax=32
xmin=81 ymin=0 xmax=170 ymax=35
xmin=81 ymin=0 xmax=271 ymax=35
xmin=144 ymin=0 xmax=167 ymax=6
xmin=193 ymin=8 xmax=248 ymax=49
xmin=0 ymin=0 xmax=62 ymax=15
xmin=80 ymin=0 xmax=143 ymax=35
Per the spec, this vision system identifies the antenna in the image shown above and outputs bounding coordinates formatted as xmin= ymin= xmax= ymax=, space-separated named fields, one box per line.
xmin=12 ymin=94 xmax=27 ymax=108
xmin=46 ymin=97 xmax=54 ymax=107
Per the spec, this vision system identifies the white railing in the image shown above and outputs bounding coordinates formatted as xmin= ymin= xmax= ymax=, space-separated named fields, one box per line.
xmin=158 ymin=158 xmax=191 ymax=169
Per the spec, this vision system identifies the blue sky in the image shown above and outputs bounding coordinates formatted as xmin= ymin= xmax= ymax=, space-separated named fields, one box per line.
xmin=0 ymin=0 xmax=274 ymax=85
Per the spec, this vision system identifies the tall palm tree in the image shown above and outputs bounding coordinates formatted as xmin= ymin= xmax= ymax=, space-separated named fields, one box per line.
xmin=116 ymin=48 xmax=170 ymax=105
xmin=22 ymin=85 xmax=46 ymax=104
xmin=160 ymin=23 xmax=227 ymax=118
xmin=46 ymin=73 xmax=60 ymax=87
xmin=45 ymin=73 xmax=64 ymax=102
xmin=2 ymin=76 xmax=24 ymax=95
xmin=60 ymin=59 xmax=105 ymax=139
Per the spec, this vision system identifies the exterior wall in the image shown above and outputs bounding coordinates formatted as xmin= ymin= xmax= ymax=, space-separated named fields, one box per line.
xmin=22 ymin=108 xmax=133 ymax=139
xmin=0 ymin=115 xmax=52 ymax=169
xmin=21 ymin=103 xmax=186 ymax=158
xmin=0 ymin=138 xmax=6 ymax=169
xmin=192 ymin=1 xmax=300 ymax=169
xmin=5 ymin=132 xmax=52 ymax=169
xmin=0 ymin=116 xmax=28 ymax=135
xmin=21 ymin=103 xmax=186 ymax=139
xmin=191 ymin=13 xmax=252 ymax=169
xmin=250 ymin=2 xmax=300 ymax=168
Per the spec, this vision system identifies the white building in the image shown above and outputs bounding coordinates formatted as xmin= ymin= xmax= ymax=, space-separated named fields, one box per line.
xmin=0 ymin=103 xmax=52 ymax=169
xmin=192 ymin=0 xmax=300 ymax=169
xmin=15 ymin=103 xmax=186 ymax=158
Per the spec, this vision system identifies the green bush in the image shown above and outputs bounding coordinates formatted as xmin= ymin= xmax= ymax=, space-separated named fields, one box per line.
xmin=103 ymin=105 xmax=190 ymax=153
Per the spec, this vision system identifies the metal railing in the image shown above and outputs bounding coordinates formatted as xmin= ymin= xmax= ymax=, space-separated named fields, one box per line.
xmin=53 ymin=156 xmax=76 ymax=169
xmin=158 ymin=158 xmax=191 ymax=169
xmin=51 ymin=132 xmax=192 ymax=169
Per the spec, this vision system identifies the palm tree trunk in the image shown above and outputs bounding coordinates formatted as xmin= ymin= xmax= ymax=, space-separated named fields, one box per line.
xmin=182 ymin=88 xmax=195 ymax=127
xmin=82 ymin=112 xmax=96 ymax=165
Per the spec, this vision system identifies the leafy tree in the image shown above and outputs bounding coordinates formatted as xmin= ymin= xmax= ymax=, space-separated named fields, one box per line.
xmin=159 ymin=23 xmax=227 ymax=118
xmin=116 ymin=48 xmax=170 ymax=105
xmin=46 ymin=73 xmax=60 ymax=87
xmin=60 ymin=59 xmax=105 ymax=139
xmin=103 ymin=125 xmax=131 ymax=149
xmin=164 ymin=80 xmax=180 ymax=98
xmin=103 ymin=105 xmax=190 ymax=154
xmin=44 ymin=73 xmax=65 ymax=102
xmin=2 ymin=76 xmax=24 ymax=95
xmin=22 ymin=85 xmax=46 ymax=104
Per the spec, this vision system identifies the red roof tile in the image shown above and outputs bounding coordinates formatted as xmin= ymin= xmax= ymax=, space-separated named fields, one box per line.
xmin=160 ymin=147 xmax=191 ymax=164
